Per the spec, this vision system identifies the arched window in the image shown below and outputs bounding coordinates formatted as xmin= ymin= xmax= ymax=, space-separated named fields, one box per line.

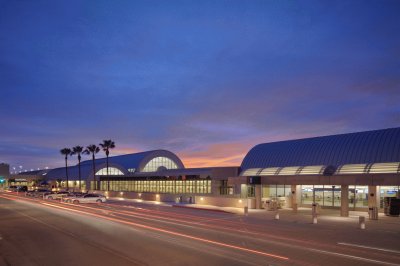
xmin=142 ymin=157 xmax=178 ymax=172
xmin=95 ymin=167 xmax=124 ymax=176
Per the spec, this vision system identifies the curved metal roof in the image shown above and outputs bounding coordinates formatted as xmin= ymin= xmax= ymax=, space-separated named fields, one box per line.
xmin=46 ymin=149 xmax=185 ymax=180
xmin=80 ymin=149 xmax=184 ymax=171
xmin=241 ymin=127 xmax=400 ymax=171
xmin=45 ymin=163 xmax=127 ymax=181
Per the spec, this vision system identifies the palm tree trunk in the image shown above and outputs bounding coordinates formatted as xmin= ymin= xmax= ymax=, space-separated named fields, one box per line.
xmin=65 ymin=156 xmax=69 ymax=190
xmin=92 ymin=154 xmax=96 ymax=190
xmin=106 ymin=153 xmax=109 ymax=191
xmin=78 ymin=156 xmax=81 ymax=190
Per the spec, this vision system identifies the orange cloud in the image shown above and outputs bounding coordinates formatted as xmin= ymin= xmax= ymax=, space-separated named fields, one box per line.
xmin=177 ymin=141 xmax=253 ymax=168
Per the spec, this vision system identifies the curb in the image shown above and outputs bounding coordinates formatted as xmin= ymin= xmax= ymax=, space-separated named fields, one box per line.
xmin=172 ymin=204 xmax=235 ymax=214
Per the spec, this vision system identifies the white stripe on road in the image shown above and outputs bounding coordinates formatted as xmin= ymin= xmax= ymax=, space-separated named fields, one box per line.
xmin=309 ymin=248 xmax=400 ymax=266
xmin=337 ymin=242 xmax=400 ymax=255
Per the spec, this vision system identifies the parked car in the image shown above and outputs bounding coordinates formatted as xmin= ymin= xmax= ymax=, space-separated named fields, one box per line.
xmin=44 ymin=191 xmax=69 ymax=200
xmin=26 ymin=189 xmax=36 ymax=197
xmin=26 ymin=188 xmax=51 ymax=198
xmin=64 ymin=194 xmax=106 ymax=204
xmin=17 ymin=186 xmax=28 ymax=192
xmin=7 ymin=186 xmax=18 ymax=192
xmin=61 ymin=192 xmax=85 ymax=202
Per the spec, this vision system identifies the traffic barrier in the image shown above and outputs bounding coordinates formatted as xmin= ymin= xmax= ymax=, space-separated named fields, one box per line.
xmin=275 ymin=210 xmax=279 ymax=220
xmin=359 ymin=216 xmax=365 ymax=229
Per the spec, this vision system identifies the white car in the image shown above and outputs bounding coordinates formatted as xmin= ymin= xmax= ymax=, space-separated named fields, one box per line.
xmin=44 ymin=191 xmax=69 ymax=200
xmin=65 ymin=194 xmax=106 ymax=204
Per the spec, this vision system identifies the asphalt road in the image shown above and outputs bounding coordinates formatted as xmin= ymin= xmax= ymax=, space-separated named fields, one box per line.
xmin=0 ymin=192 xmax=399 ymax=266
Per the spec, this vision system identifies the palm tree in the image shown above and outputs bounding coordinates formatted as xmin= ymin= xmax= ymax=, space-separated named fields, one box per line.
xmin=99 ymin=140 xmax=116 ymax=191
xmin=83 ymin=144 xmax=100 ymax=190
xmin=60 ymin=148 xmax=72 ymax=190
xmin=71 ymin=146 xmax=84 ymax=190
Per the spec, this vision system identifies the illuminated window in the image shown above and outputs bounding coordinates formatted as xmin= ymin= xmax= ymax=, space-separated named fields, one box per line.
xmin=259 ymin=167 xmax=280 ymax=176
xmin=142 ymin=157 xmax=178 ymax=172
xmin=298 ymin=166 xmax=326 ymax=175
xmin=278 ymin=166 xmax=301 ymax=175
xmin=95 ymin=167 xmax=124 ymax=176
xmin=369 ymin=162 xmax=400 ymax=174
xmin=240 ymin=168 xmax=262 ymax=176
xmin=336 ymin=164 xmax=368 ymax=175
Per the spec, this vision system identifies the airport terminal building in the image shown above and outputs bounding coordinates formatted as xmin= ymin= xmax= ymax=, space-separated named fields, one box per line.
xmin=13 ymin=127 xmax=400 ymax=216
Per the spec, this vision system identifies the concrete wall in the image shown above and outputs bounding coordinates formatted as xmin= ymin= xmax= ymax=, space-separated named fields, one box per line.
xmin=194 ymin=195 xmax=252 ymax=208
xmin=211 ymin=167 xmax=240 ymax=180
xmin=93 ymin=190 xmax=198 ymax=203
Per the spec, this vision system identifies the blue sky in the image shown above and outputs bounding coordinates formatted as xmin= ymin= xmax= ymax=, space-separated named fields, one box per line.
xmin=1 ymin=0 xmax=399 ymax=171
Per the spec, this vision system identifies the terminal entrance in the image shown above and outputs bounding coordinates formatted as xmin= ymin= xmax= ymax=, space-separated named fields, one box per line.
xmin=260 ymin=185 xmax=399 ymax=210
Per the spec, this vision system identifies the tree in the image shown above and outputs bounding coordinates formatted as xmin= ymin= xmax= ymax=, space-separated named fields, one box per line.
xmin=71 ymin=146 xmax=84 ymax=190
xmin=60 ymin=148 xmax=72 ymax=190
xmin=99 ymin=140 xmax=115 ymax=191
xmin=83 ymin=144 xmax=100 ymax=190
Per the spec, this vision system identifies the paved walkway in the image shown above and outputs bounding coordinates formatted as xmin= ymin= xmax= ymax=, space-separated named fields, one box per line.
xmin=108 ymin=196 xmax=399 ymax=229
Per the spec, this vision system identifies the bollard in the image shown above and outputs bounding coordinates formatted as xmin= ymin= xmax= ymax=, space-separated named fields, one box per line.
xmin=312 ymin=203 xmax=318 ymax=224
xmin=292 ymin=203 xmax=298 ymax=213
xmin=359 ymin=216 xmax=365 ymax=229
xmin=275 ymin=210 xmax=280 ymax=220
xmin=244 ymin=206 xmax=248 ymax=216
xmin=312 ymin=214 xmax=318 ymax=224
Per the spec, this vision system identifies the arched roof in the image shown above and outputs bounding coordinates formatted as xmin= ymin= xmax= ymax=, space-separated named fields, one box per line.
xmin=241 ymin=127 xmax=400 ymax=171
xmin=46 ymin=149 xmax=184 ymax=180
xmin=80 ymin=149 xmax=184 ymax=172
xmin=45 ymin=163 xmax=127 ymax=180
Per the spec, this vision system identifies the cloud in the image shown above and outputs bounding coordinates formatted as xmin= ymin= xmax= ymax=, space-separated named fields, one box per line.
xmin=1 ymin=1 xmax=400 ymax=169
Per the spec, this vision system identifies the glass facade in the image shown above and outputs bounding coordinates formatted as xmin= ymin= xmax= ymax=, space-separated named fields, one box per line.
xmin=301 ymin=185 xmax=342 ymax=206
xmin=262 ymin=185 xmax=291 ymax=198
xmin=59 ymin=181 xmax=86 ymax=190
xmin=142 ymin=157 xmax=178 ymax=172
xmin=96 ymin=167 xmax=124 ymax=176
xmin=380 ymin=186 xmax=400 ymax=208
xmin=300 ymin=185 xmax=371 ymax=208
xmin=349 ymin=186 xmax=368 ymax=208
xmin=95 ymin=179 xmax=211 ymax=194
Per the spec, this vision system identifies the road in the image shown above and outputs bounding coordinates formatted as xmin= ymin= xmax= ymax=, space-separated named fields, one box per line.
xmin=0 ymin=192 xmax=399 ymax=266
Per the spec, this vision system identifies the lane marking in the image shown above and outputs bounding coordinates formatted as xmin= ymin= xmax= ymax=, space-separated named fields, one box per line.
xmin=9 ymin=207 xmax=148 ymax=265
xmin=4 ymin=193 xmax=399 ymax=266
xmin=337 ymin=242 xmax=400 ymax=255
xmin=41 ymin=202 xmax=289 ymax=261
xmin=308 ymin=248 xmax=400 ymax=266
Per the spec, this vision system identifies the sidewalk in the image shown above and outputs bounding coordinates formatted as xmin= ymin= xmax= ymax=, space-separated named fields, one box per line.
xmin=107 ymin=197 xmax=400 ymax=230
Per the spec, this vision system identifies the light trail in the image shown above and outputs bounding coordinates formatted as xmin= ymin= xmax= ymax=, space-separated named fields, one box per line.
xmin=2 ymin=193 xmax=399 ymax=266
xmin=337 ymin=242 xmax=400 ymax=254
xmin=0 ymin=193 xmax=386 ymax=259
xmin=40 ymin=202 xmax=289 ymax=261
xmin=307 ymin=248 xmax=400 ymax=266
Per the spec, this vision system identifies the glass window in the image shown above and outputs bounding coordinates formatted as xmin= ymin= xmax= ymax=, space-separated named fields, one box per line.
xmin=95 ymin=167 xmax=124 ymax=176
xmin=142 ymin=157 xmax=178 ymax=172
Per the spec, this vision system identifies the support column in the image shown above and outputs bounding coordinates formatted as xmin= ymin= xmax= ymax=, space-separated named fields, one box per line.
xmin=368 ymin=185 xmax=378 ymax=208
xmin=255 ymin=184 xmax=262 ymax=209
xmin=340 ymin=185 xmax=349 ymax=217
xmin=291 ymin=184 xmax=298 ymax=212
xmin=368 ymin=185 xmax=379 ymax=220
